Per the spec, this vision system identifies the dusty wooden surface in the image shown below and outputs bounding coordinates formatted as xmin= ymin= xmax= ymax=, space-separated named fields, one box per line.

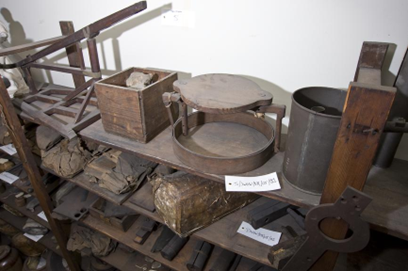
xmin=42 ymin=168 xmax=132 ymax=205
xmin=80 ymin=119 xmax=408 ymax=242
xmin=80 ymin=120 xmax=319 ymax=207
xmin=173 ymin=74 xmax=273 ymax=114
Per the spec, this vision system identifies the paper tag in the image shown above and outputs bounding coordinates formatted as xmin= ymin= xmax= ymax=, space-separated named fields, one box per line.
xmin=225 ymin=172 xmax=281 ymax=192
xmin=0 ymin=172 xmax=19 ymax=184
xmin=237 ymin=221 xmax=282 ymax=246
xmin=24 ymin=233 xmax=44 ymax=242
xmin=37 ymin=211 xmax=48 ymax=222
xmin=161 ymin=9 xmax=195 ymax=28
xmin=0 ymin=144 xmax=17 ymax=155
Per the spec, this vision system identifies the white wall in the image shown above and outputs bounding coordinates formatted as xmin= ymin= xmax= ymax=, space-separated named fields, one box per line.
xmin=1 ymin=0 xmax=407 ymax=160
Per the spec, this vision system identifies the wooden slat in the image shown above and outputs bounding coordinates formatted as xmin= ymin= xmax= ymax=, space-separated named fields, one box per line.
xmin=25 ymin=94 xmax=61 ymax=104
xmin=312 ymin=82 xmax=396 ymax=271
xmin=30 ymin=63 xmax=92 ymax=76
xmin=45 ymin=106 xmax=79 ymax=118
xmin=0 ymin=35 xmax=66 ymax=57
xmin=60 ymin=21 xmax=86 ymax=88
xmin=63 ymin=79 xmax=94 ymax=101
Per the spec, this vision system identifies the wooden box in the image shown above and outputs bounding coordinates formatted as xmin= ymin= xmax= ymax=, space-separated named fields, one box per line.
xmin=89 ymin=198 xmax=138 ymax=232
xmin=152 ymin=172 xmax=258 ymax=237
xmin=95 ymin=67 xmax=178 ymax=143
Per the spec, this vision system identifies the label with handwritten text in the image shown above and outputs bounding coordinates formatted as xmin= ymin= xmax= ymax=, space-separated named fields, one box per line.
xmin=0 ymin=172 xmax=19 ymax=184
xmin=0 ymin=144 xmax=17 ymax=155
xmin=237 ymin=221 xmax=281 ymax=246
xmin=38 ymin=211 xmax=48 ymax=222
xmin=24 ymin=233 xmax=44 ymax=242
xmin=225 ymin=172 xmax=281 ymax=192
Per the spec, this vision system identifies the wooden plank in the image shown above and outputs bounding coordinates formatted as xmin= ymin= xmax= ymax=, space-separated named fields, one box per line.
xmin=62 ymin=79 xmax=94 ymax=101
xmin=320 ymin=82 xmax=396 ymax=202
xmin=313 ymin=82 xmax=396 ymax=271
xmin=80 ymin=120 xmax=408 ymax=242
xmin=82 ymin=215 xmax=197 ymax=271
xmin=30 ymin=63 xmax=93 ymax=76
xmin=128 ymin=181 xmax=156 ymax=212
xmin=0 ymin=35 xmax=66 ymax=57
xmin=25 ymin=94 xmax=62 ymax=104
xmin=74 ymin=86 xmax=94 ymax=123
xmin=42 ymin=168 xmax=132 ymax=205
xmin=80 ymin=121 xmax=319 ymax=208
xmin=60 ymin=21 xmax=86 ymax=88
xmin=193 ymin=197 xmax=304 ymax=267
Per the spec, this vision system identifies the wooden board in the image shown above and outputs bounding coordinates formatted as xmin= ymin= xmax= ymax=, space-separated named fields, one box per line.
xmin=80 ymin=120 xmax=408 ymax=242
xmin=194 ymin=197 xmax=305 ymax=267
xmin=128 ymin=181 xmax=156 ymax=212
xmin=42 ymin=167 xmax=132 ymax=205
xmin=83 ymin=214 xmax=273 ymax=271
xmin=83 ymin=214 xmax=200 ymax=271
xmin=80 ymin=120 xmax=319 ymax=208
xmin=174 ymin=74 xmax=273 ymax=113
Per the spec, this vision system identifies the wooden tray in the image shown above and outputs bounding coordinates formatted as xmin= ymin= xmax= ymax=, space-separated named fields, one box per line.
xmin=172 ymin=111 xmax=275 ymax=175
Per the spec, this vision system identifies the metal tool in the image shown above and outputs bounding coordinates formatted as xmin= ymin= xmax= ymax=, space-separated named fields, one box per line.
xmin=281 ymin=186 xmax=372 ymax=271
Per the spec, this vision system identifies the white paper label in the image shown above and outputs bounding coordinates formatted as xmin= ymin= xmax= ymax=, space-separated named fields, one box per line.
xmin=0 ymin=172 xmax=19 ymax=184
xmin=37 ymin=211 xmax=48 ymax=222
xmin=0 ymin=144 xmax=17 ymax=155
xmin=24 ymin=233 xmax=44 ymax=242
xmin=161 ymin=9 xmax=195 ymax=28
xmin=225 ymin=172 xmax=281 ymax=192
xmin=237 ymin=221 xmax=282 ymax=247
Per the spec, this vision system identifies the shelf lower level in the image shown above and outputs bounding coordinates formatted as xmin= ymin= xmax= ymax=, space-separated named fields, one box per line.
xmin=0 ymin=207 xmax=61 ymax=256
xmin=80 ymin=120 xmax=408 ymax=242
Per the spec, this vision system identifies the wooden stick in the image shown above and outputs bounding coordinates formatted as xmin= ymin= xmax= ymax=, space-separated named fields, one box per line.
xmin=0 ymin=78 xmax=81 ymax=270
xmin=310 ymin=42 xmax=396 ymax=271
xmin=60 ymin=21 xmax=86 ymax=88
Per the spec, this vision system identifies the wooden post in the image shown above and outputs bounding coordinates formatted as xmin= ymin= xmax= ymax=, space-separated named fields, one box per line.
xmin=310 ymin=42 xmax=396 ymax=270
xmin=60 ymin=21 xmax=86 ymax=88
xmin=0 ymin=79 xmax=81 ymax=271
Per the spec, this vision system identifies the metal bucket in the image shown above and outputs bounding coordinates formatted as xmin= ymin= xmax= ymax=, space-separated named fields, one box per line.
xmin=283 ymin=86 xmax=347 ymax=195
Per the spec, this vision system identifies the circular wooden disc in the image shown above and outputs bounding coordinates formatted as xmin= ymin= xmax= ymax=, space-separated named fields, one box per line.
xmin=173 ymin=74 xmax=273 ymax=114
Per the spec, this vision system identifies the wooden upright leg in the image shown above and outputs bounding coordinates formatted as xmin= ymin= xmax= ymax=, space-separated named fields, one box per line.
xmin=60 ymin=21 xmax=86 ymax=88
xmin=310 ymin=42 xmax=396 ymax=270
xmin=0 ymin=79 xmax=81 ymax=271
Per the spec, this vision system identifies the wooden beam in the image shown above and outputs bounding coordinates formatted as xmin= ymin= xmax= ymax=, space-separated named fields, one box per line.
xmin=310 ymin=42 xmax=395 ymax=271
xmin=0 ymin=79 xmax=81 ymax=271
xmin=0 ymin=35 xmax=66 ymax=57
xmin=60 ymin=21 xmax=86 ymax=88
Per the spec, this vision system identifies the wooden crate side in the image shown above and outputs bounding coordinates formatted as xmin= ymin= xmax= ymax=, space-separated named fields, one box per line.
xmin=95 ymin=82 xmax=144 ymax=140
xmin=141 ymin=72 xmax=178 ymax=139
